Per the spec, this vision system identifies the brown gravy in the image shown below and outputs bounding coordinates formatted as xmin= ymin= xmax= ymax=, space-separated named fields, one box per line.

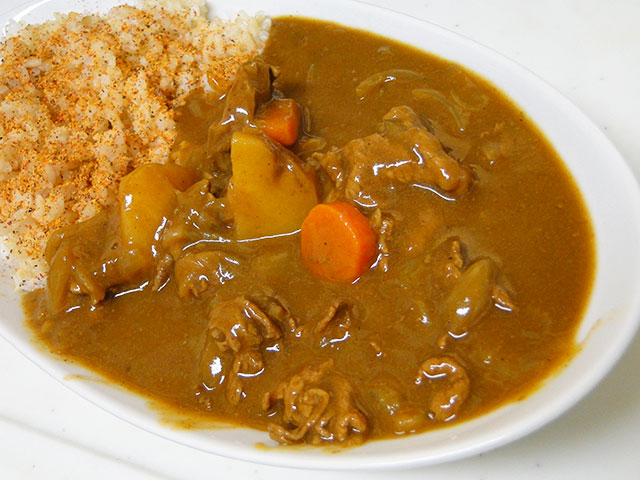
xmin=24 ymin=17 xmax=594 ymax=446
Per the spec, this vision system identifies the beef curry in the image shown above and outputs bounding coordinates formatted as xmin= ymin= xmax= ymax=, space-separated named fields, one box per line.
xmin=23 ymin=18 xmax=594 ymax=446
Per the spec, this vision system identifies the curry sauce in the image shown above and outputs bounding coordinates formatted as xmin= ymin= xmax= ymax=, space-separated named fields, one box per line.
xmin=23 ymin=18 xmax=594 ymax=446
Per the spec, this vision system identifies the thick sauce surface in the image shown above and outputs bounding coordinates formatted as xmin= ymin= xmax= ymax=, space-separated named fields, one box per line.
xmin=24 ymin=18 xmax=594 ymax=445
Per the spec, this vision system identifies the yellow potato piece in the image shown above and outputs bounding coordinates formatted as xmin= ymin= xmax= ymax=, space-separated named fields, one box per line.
xmin=229 ymin=132 xmax=318 ymax=239
xmin=118 ymin=163 xmax=194 ymax=266
xmin=161 ymin=163 xmax=196 ymax=192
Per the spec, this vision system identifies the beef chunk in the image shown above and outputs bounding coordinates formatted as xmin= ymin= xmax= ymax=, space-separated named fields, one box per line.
xmin=45 ymin=208 xmax=152 ymax=309
xmin=314 ymin=301 xmax=354 ymax=349
xmin=263 ymin=360 xmax=368 ymax=445
xmin=199 ymin=297 xmax=282 ymax=405
xmin=416 ymin=356 xmax=470 ymax=422
xmin=161 ymin=179 xmax=233 ymax=259
xmin=207 ymin=59 xmax=277 ymax=158
xmin=173 ymin=251 xmax=242 ymax=298
xmin=369 ymin=208 xmax=394 ymax=272
xmin=320 ymin=106 xmax=472 ymax=207
xmin=250 ymin=290 xmax=299 ymax=334
xmin=424 ymin=237 xmax=465 ymax=291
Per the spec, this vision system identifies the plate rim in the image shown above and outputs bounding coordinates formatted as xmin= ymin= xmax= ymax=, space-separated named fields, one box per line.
xmin=1 ymin=0 xmax=640 ymax=470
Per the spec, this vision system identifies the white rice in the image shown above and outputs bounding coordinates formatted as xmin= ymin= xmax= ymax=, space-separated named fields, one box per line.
xmin=0 ymin=0 xmax=270 ymax=290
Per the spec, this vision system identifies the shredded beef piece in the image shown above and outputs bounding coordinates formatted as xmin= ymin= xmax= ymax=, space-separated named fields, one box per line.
xmin=314 ymin=300 xmax=343 ymax=335
xmin=416 ymin=356 xmax=470 ymax=421
xmin=250 ymin=290 xmax=299 ymax=334
xmin=151 ymin=253 xmax=173 ymax=291
xmin=314 ymin=301 xmax=354 ymax=349
xmin=263 ymin=360 xmax=368 ymax=445
xmin=174 ymin=250 xmax=241 ymax=298
xmin=202 ymin=297 xmax=282 ymax=404
xmin=370 ymin=208 xmax=394 ymax=272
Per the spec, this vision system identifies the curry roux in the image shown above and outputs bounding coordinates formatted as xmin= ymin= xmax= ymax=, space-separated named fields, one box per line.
xmin=23 ymin=18 xmax=594 ymax=445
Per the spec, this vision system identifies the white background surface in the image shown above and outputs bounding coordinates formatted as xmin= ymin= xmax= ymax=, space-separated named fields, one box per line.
xmin=1 ymin=0 xmax=640 ymax=478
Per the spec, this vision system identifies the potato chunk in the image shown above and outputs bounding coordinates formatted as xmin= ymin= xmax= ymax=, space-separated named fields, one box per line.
xmin=228 ymin=132 xmax=318 ymax=239
xmin=118 ymin=163 xmax=194 ymax=267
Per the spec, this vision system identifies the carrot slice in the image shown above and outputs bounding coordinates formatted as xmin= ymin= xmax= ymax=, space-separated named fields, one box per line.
xmin=301 ymin=202 xmax=378 ymax=283
xmin=258 ymin=98 xmax=301 ymax=147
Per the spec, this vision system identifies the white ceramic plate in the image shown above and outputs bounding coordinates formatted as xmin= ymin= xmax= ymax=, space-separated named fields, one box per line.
xmin=1 ymin=0 xmax=640 ymax=470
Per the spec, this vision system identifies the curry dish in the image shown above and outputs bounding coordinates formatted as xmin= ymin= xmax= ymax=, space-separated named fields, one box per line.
xmin=23 ymin=18 xmax=594 ymax=446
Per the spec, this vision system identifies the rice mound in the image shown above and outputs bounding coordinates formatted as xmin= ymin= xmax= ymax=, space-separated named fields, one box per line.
xmin=0 ymin=0 xmax=270 ymax=290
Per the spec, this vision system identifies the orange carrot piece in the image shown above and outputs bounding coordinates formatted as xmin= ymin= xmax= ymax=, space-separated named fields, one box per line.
xmin=258 ymin=98 xmax=301 ymax=147
xmin=301 ymin=202 xmax=378 ymax=283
